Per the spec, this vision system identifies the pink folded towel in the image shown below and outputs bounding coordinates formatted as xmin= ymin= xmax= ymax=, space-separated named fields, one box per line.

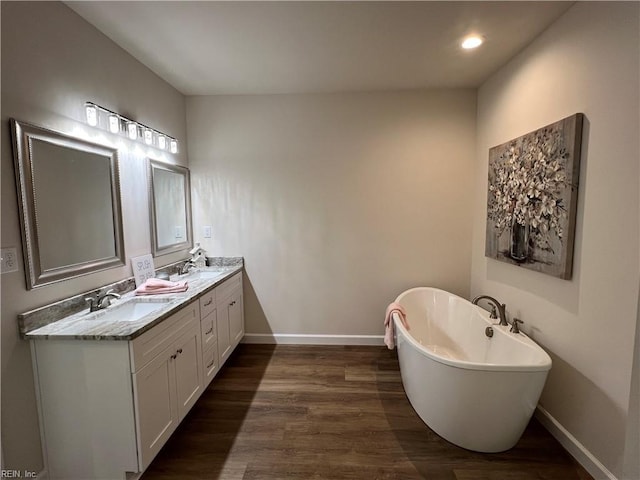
xmin=135 ymin=278 xmax=189 ymax=295
xmin=384 ymin=302 xmax=409 ymax=350
xmin=144 ymin=278 xmax=182 ymax=289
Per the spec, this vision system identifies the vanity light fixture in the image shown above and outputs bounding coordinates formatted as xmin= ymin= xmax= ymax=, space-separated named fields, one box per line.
xmin=461 ymin=35 xmax=483 ymax=50
xmin=83 ymin=101 xmax=178 ymax=154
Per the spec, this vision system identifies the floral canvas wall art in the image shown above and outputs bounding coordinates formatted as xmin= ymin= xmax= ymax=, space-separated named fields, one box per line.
xmin=485 ymin=113 xmax=583 ymax=279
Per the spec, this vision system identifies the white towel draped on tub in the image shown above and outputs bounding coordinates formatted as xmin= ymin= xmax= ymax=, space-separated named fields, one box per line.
xmin=384 ymin=302 xmax=409 ymax=350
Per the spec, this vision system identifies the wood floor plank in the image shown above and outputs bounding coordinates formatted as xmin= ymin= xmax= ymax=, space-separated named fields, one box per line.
xmin=141 ymin=344 xmax=593 ymax=480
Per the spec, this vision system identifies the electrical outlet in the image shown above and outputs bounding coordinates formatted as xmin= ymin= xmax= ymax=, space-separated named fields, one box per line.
xmin=1 ymin=247 xmax=19 ymax=274
xmin=175 ymin=226 xmax=183 ymax=239
xmin=203 ymin=226 xmax=212 ymax=238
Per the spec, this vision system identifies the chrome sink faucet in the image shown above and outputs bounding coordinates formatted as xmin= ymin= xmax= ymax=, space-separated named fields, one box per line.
xmin=472 ymin=295 xmax=508 ymax=326
xmin=85 ymin=289 xmax=121 ymax=312
xmin=179 ymin=259 xmax=197 ymax=275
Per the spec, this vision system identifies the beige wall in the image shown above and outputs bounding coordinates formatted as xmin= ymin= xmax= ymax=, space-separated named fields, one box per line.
xmin=1 ymin=2 xmax=188 ymax=471
xmin=187 ymin=91 xmax=476 ymax=338
xmin=471 ymin=2 xmax=639 ymax=478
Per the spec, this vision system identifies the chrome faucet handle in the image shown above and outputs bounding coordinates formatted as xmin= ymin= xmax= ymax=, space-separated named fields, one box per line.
xmin=85 ymin=296 xmax=98 ymax=312
xmin=510 ymin=318 xmax=523 ymax=334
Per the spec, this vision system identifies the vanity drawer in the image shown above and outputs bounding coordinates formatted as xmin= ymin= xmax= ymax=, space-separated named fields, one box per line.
xmin=201 ymin=310 xmax=217 ymax=350
xmin=203 ymin=343 xmax=219 ymax=386
xmin=199 ymin=290 xmax=216 ymax=319
xmin=129 ymin=301 xmax=199 ymax=372
xmin=216 ymin=272 xmax=242 ymax=302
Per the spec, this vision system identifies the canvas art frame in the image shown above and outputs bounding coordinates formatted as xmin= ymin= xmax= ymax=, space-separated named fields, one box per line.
xmin=485 ymin=113 xmax=583 ymax=279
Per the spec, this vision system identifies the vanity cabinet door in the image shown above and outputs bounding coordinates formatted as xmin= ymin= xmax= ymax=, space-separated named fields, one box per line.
xmin=132 ymin=322 xmax=202 ymax=470
xmin=216 ymin=272 xmax=244 ymax=365
xmin=217 ymin=302 xmax=232 ymax=364
xmin=218 ymin=289 xmax=244 ymax=364
xmin=229 ymin=290 xmax=244 ymax=347
xmin=174 ymin=327 xmax=203 ymax=421
xmin=130 ymin=301 xmax=199 ymax=372
xmin=133 ymin=345 xmax=178 ymax=470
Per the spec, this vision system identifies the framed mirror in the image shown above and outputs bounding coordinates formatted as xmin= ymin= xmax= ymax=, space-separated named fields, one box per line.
xmin=10 ymin=119 xmax=125 ymax=289
xmin=148 ymin=159 xmax=193 ymax=257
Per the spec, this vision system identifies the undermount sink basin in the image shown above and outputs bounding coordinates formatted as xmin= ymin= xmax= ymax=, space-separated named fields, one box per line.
xmin=90 ymin=297 xmax=175 ymax=322
xmin=180 ymin=269 xmax=227 ymax=282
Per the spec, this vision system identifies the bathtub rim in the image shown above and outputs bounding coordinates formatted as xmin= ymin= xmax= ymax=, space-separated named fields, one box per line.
xmin=393 ymin=287 xmax=552 ymax=373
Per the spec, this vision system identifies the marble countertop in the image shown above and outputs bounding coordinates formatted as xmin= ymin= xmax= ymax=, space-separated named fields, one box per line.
xmin=24 ymin=265 xmax=243 ymax=341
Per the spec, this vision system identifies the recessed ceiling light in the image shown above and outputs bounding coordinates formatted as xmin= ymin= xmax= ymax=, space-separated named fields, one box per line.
xmin=461 ymin=35 xmax=483 ymax=50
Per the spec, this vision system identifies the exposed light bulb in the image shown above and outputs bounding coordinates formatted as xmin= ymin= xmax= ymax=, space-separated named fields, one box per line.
xmin=127 ymin=122 xmax=138 ymax=140
xmin=109 ymin=114 xmax=120 ymax=133
xmin=461 ymin=35 xmax=483 ymax=50
xmin=83 ymin=102 xmax=175 ymax=151
xmin=85 ymin=104 xmax=98 ymax=126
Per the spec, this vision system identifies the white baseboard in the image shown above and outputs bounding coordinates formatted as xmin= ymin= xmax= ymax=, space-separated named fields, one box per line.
xmin=535 ymin=406 xmax=617 ymax=480
xmin=242 ymin=333 xmax=385 ymax=346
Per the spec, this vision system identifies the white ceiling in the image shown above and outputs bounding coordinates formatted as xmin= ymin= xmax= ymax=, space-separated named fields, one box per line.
xmin=66 ymin=1 xmax=574 ymax=96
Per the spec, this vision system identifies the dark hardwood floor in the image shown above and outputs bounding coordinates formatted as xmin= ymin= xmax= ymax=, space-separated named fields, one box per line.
xmin=141 ymin=344 xmax=593 ymax=480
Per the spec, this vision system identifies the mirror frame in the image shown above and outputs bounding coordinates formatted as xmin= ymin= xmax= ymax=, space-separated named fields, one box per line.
xmin=148 ymin=159 xmax=193 ymax=257
xmin=10 ymin=119 xmax=126 ymax=289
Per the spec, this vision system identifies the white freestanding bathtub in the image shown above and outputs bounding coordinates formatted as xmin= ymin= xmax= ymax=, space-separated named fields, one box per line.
xmin=393 ymin=287 xmax=552 ymax=453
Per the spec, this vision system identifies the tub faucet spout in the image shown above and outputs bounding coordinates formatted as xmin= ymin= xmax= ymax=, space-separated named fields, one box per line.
xmin=472 ymin=295 xmax=508 ymax=326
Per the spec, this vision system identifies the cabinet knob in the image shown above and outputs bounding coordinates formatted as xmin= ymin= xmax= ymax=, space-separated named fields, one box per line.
xmin=170 ymin=354 xmax=177 ymax=360
xmin=177 ymin=348 xmax=183 ymax=355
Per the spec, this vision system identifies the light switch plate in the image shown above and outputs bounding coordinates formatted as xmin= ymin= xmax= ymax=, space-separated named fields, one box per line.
xmin=1 ymin=247 xmax=19 ymax=274
xmin=203 ymin=226 xmax=212 ymax=238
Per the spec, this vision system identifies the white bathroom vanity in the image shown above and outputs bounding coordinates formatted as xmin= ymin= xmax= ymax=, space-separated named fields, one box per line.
xmin=23 ymin=268 xmax=244 ymax=480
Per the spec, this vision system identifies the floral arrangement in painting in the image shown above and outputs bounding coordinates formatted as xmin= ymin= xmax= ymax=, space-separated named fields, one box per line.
xmin=485 ymin=114 xmax=583 ymax=279
xmin=487 ymin=127 xmax=570 ymax=254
